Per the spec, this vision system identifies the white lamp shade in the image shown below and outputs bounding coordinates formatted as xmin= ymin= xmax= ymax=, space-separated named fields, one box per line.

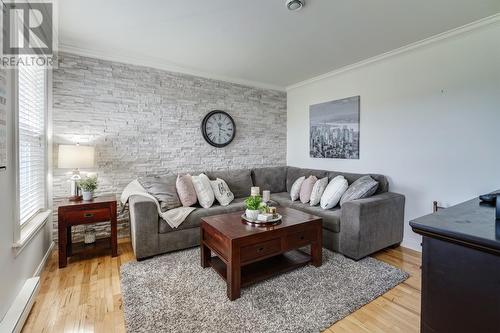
xmin=58 ymin=144 xmax=95 ymax=169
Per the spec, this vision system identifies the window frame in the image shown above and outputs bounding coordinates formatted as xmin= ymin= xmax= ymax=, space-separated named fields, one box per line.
xmin=12 ymin=65 xmax=51 ymax=250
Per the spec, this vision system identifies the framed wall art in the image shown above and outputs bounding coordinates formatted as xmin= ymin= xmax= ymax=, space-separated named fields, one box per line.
xmin=310 ymin=96 xmax=360 ymax=159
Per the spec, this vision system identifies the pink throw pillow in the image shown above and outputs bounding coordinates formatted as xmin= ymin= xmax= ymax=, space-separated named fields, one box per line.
xmin=299 ymin=175 xmax=318 ymax=204
xmin=176 ymin=174 xmax=197 ymax=207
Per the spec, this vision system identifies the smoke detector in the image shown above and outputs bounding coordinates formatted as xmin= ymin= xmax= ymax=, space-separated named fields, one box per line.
xmin=286 ymin=0 xmax=305 ymax=11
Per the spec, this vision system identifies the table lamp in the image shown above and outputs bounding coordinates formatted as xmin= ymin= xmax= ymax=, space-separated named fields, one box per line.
xmin=58 ymin=144 xmax=95 ymax=201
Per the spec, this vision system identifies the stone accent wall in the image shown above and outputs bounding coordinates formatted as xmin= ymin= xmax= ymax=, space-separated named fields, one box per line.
xmin=52 ymin=52 xmax=287 ymax=242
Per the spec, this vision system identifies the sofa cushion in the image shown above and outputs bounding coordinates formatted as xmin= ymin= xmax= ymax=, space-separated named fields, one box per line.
xmin=271 ymin=192 xmax=341 ymax=233
xmin=210 ymin=178 xmax=234 ymax=206
xmin=299 ymin=175 xmax=317 ymax=203
xmin=286 ymin=167 xmax=328 ymax=193
xmin=371 ymin=174 xmax=388 ymax=193
xmin=138 ymin=175 xmax=181 ymax=212
xmin=327 ymin=171 xmax=388 ymax=194
xmin=271 ymin=191 xmax=297 ymax=207
xmin=159 ymin=198 xmax=246 ymax=233
xmin=290 ymin=176 xmax=305 ymax=201
xmin=251 ymin=166 xmax=287 ymax=193
xmin=176 ymin=174 xmax=198 ymax=207
xmin=191 ymin=173 xmax=215 ymax=209
xmin=320 ymin=176 xmax=348 ymax=209
xmin=301 ymin=205 xmax=341 ymax=233
xmin=206 ymin=169 xmax=253 ymax=198
xmin=310 ymin=177 xmax=328 ymax=206
xmin=340 ymin=175 xmax=379 ymax=206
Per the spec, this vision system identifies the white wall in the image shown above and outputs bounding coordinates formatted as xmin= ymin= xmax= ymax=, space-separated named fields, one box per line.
xmin=0 ymin=69 xmax=52 ymax=320
xmin=286 ymin=21 xmax=500 ymax=251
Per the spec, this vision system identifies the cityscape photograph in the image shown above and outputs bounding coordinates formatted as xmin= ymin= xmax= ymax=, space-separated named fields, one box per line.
xmin=310 ymin=96 xmax=360 ymax=159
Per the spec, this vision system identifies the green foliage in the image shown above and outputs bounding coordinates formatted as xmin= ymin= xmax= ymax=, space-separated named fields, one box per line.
xmin=78 ymin=176 xmax=98 ymax=192
xmin=245 ymin=195 xmax=262 ymax=210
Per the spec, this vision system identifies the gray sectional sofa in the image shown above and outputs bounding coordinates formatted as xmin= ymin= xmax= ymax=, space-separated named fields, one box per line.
xmin=128 ymin=166 xmax=405 ymax=261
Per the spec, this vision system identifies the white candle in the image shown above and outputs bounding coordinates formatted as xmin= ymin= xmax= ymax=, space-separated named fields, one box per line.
xmin=251 ymin=186 xmax=260 ymax=196
xmin=262 ymin=190 xmax=270 ymax=202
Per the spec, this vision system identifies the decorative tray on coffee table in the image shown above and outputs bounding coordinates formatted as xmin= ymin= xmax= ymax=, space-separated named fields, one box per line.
xmin=241 ymin=213 xmax=282 ymax=226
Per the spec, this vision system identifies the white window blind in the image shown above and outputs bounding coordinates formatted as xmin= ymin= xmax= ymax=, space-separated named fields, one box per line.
xmin=18 ymin=65 xmax=46 ymax=225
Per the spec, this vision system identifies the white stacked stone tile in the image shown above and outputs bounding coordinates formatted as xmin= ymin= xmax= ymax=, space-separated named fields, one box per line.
xmin=53 ymin=52 xmax=287 ymax=242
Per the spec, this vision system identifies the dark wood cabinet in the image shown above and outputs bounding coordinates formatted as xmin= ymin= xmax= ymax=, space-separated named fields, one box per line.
xmin=410 ymin=197 xmax=500 ymax=333
xmin=58 ymin=195 xmax=117 ymax=268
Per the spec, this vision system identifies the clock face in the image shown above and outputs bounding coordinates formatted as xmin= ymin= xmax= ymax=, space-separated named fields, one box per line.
xmin=201 ymin=111 xmax=236 ymax=148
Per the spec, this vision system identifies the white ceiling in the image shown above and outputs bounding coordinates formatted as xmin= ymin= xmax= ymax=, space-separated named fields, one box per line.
xmin=58 ymin=0 xmax=500 ymax=90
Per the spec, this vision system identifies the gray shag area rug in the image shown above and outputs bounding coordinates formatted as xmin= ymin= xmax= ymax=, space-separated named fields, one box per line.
xmin=120 ymin=248 xmax=408 ymax=333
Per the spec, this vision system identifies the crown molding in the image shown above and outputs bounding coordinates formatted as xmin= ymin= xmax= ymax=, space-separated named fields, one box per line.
xmin=58 ymin=43 xmax=286 ymax=92
xmin=286 ymin=13 xmax=500 ymax=91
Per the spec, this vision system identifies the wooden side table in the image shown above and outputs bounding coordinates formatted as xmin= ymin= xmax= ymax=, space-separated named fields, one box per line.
xmin=58 ymin=195 xmax=117 ymax=268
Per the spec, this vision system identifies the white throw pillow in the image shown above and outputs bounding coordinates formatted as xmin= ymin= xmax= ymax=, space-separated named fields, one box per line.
xmin=210 ymin=178 xmax=234 ymax=206
xmin=310 ymin=177 xmax=329 ymax=206
xmin=191 ymin=173 xmax=215 ymax=208
xmin=320 ymin=176 xmax=348 ymax=209
xmin=290 ymin=176 xmax=306 ymax=201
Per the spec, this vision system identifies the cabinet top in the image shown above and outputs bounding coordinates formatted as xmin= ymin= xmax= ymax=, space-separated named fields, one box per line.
xmin=410 ymin=195 xmax=499 ymax=252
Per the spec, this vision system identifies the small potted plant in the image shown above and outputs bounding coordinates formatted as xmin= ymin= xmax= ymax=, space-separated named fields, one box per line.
xmin=244 ymin=195 xmax=262 ymax=221
xmin=78 ymin=176 xmax=98 ymax=201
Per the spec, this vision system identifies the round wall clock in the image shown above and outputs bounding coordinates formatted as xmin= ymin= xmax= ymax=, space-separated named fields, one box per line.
xmin=201 ymin=110 xmax=236 ymax=148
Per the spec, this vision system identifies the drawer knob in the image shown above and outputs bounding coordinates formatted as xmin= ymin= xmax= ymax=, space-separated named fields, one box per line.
xmin=300 ymin=235 xmax=305 ymax=240
xmin=258 ymin=247 xmax=264 ymax=252
xmin=84 ymin=213 xmax=94 ymax=218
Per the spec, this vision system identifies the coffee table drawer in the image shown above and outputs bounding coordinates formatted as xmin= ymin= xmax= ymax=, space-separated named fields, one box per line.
xmin=241 ymin=238 xmax=281 ymax=263
xmin=286 ymin=228 xmax=317 ymax=249
xmin=203 ymin=230 xmax=229 ymax=260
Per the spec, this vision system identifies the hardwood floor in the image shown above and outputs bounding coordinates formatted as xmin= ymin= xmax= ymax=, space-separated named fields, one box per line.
xmin=23 ymin=239 xmax=421 ymax=333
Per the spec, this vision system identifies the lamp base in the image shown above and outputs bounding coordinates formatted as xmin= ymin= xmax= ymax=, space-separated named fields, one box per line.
xmin=69 ymin=169 xmax=82 ymax=201
xmin=69 ymin=195 xmax=82 ymax=202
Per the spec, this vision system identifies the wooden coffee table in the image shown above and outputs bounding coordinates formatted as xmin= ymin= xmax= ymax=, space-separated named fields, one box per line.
xmin=200 ymin=207 xmax=322 ymax=300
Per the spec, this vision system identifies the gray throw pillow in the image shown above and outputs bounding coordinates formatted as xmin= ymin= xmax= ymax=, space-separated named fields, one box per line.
xmin=138 ymin=175 xmax=181 ymax=212
xmin=339 ymin=175 xmax=379 ymax=207
xmin=205 ymin=169 xmax=253 ymax=198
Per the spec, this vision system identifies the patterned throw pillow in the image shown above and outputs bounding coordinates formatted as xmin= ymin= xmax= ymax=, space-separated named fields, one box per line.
xmin=191 ymin=173 xmax=215 ymax=209
xmin=176 ymin=174 xmax=197 ymax=207
xmin=290 ymin=176 xmax=306 ymax=201
xmin=138 ymin=175 xmax=181 ymax=212
xmin=340 ymin=175 xmax=379 ymax=207
xmin=320 ymin=176 xmax=349 ymax=210
xmin=210 ymin=178 xmax=234 ymax=206
xmin=299 ymin=175 xmax=317 ymax=203
xmin=309 ymin=177 xmax=328 ymax=206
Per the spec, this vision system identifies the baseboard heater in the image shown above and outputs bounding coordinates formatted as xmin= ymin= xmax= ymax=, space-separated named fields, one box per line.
xmin=0 ymin=277 xmax=40 ymax=333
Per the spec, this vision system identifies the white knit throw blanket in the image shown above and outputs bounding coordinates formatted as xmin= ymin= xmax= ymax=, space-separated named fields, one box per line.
xmin=120 ymin=179 xmax=196 ymax=229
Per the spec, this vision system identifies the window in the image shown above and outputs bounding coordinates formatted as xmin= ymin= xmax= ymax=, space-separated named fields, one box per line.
xmin=18 ymin=64 xmax=47 ymax=225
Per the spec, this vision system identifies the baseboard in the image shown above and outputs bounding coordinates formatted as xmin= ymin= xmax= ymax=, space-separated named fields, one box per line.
xmin=0 ymin=277 xmax=40 ymax=333
xmin=34 ymin=241 xmax=55 ymax=277
xmin=401 ymin=237 xmax=422 ymax=252
xmin=0 ymin=241 xmax=54 ymax=332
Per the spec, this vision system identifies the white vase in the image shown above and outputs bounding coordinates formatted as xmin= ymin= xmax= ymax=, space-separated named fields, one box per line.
xmin=82 ymin=191 xmax=93 ymax=201
xmin=245 ymin=209 xmax=259 ymax=221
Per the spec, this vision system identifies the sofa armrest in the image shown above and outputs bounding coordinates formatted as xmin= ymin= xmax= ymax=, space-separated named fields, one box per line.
xmin=129 ymin=195 xmax=159 ymax=259
xmin=340 ymin=192 xmax=405 ymax=260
